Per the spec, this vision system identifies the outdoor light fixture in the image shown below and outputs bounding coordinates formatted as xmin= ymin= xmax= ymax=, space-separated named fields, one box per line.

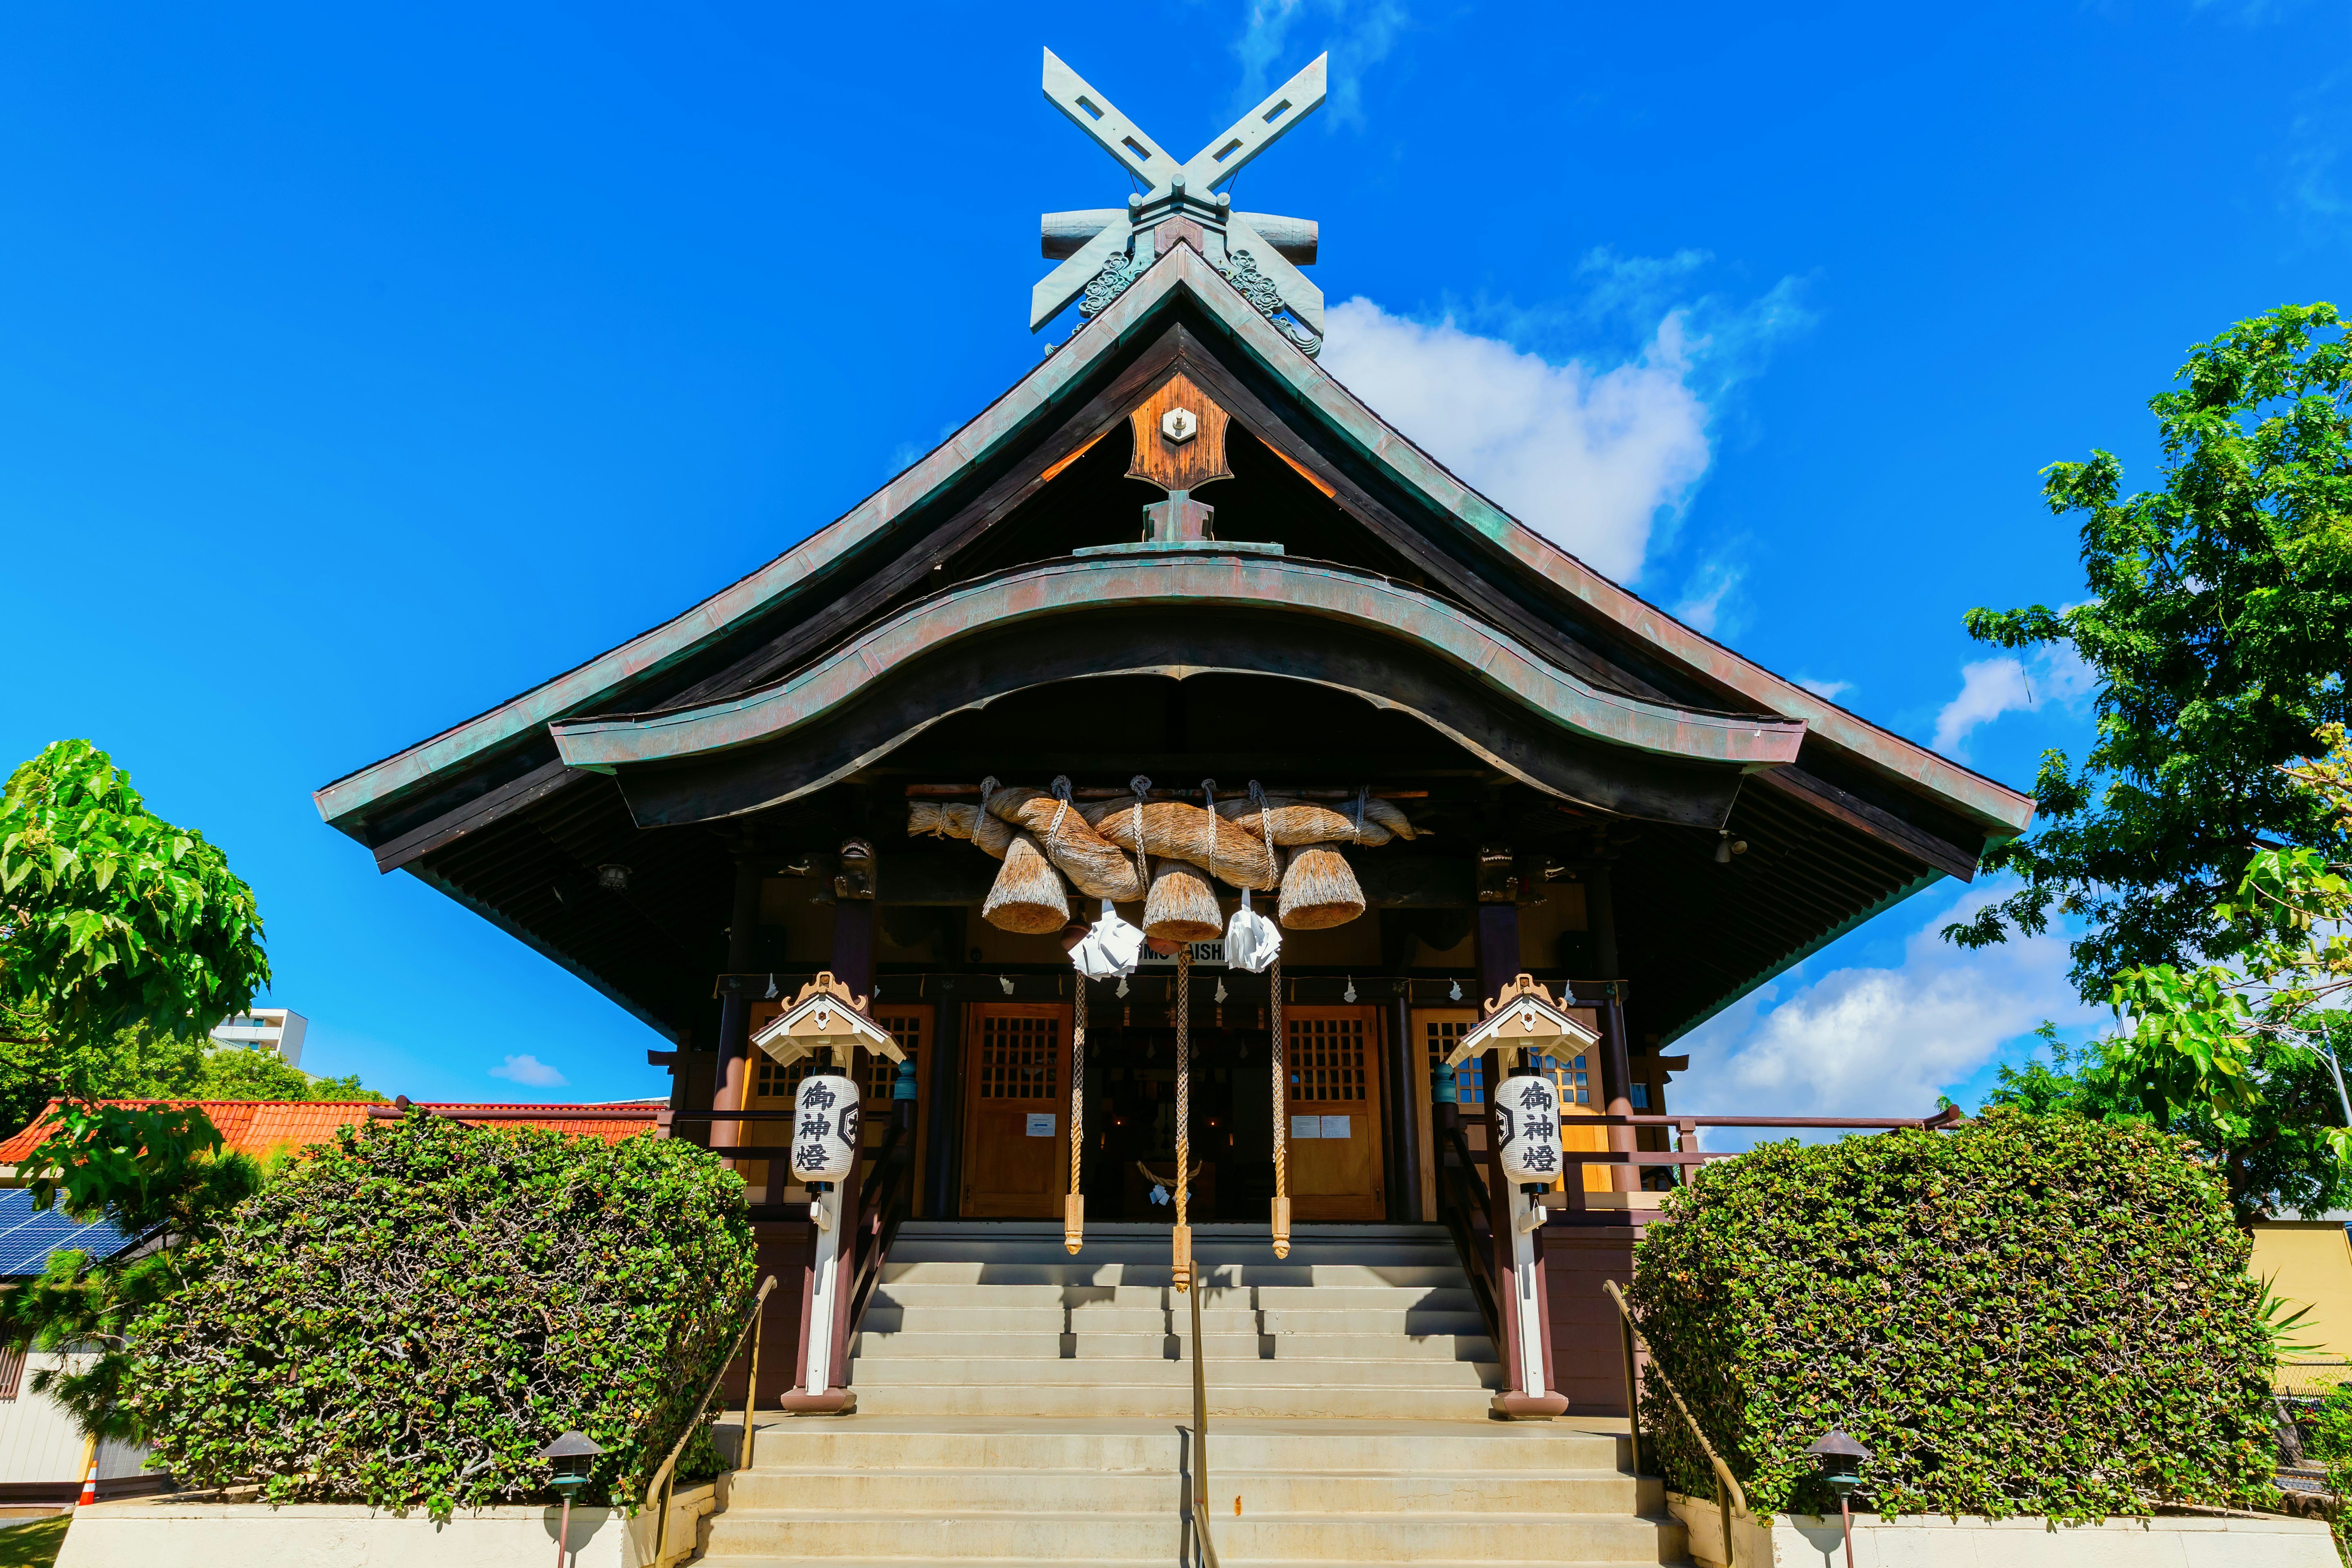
xmin=1713 ymin=833 xmax=1748 ymax=864
xmin=1804 ymin=1429 xmax=1871 ymax=1568
xmin=596 ymin=863 xmax=630 ymax=891
xmin=535 ymin=1429 xmax=604 ymax=1568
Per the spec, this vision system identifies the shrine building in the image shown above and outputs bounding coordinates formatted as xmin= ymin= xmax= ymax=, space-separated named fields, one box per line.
xmin=314 ymin=46 xmax=2031 ymax=1564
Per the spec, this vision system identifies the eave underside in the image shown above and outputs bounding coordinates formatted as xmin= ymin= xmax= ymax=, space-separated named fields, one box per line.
xmin=404 ymin=671 xmax=1947 ymax=1047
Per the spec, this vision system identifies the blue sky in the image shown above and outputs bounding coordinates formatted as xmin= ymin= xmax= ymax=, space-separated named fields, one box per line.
xmin=3 ymin=1 xmax=2344 ymax=1107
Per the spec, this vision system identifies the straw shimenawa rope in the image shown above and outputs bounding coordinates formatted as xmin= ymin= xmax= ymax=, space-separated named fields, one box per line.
xmin=1174 ymin=944 xmax=1193 ymax=1294
xmin=1251 ymin=780 xmax=1293 ymax=1261
xmin=1066 ymin=973 xmax=1086 ymax=1254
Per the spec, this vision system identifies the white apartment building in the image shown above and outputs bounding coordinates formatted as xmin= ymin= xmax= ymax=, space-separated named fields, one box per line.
xmin=207 ymin=1008 xmax=307 ymax=1070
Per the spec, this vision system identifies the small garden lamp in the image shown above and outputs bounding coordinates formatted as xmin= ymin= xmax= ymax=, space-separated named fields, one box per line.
xmin=537 ymin=1430 xmax=603 ymax=1568
xmin=1804 ymin=1429 xmax=1871 ymax=1568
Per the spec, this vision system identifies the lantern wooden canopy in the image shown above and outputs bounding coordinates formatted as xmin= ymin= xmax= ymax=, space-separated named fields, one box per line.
xmin=1446 ymin=976 xmax=1602 ymax=1071
xmin=750 ymin=973 xmax=904 ymax=1070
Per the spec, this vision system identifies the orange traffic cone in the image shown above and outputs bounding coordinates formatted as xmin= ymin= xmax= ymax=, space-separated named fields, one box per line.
xmin=75 ymin=1433 xmax=96 ymax=1508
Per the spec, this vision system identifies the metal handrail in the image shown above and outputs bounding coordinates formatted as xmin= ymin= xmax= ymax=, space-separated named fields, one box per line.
xmin=646 ymin=1274 xmax=777 ymax=1568
xmin=1602 ymin=1280 xmax=1747 ymax=1568
xmin=1185 ymin=1265 xmax=1222 ymax=1568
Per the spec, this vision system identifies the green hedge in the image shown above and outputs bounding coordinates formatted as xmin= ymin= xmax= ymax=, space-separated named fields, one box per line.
xmin=124 ymin=1111 xmax=756 ymax=1518
xmin=1628 ymin=1110 xmax=2277 ymax=1521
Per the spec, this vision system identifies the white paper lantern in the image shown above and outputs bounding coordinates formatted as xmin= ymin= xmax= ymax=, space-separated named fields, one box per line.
xmin=790 ymin=1073 xmax=862 ymax=1185
xmin=1493 ymin=1074 xmax=1564 ymax=1185
xmin=1069 ymin=900 xmax=1145 ymax=980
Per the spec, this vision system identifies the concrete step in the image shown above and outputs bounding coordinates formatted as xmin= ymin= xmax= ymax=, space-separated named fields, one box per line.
xmin=722 ymin=1466 xmax=1661 ymax=1515
xmin=728 ymin=1417 xmax=1630 ymax=1474
xmin=1261 ymin=1307 xmax=1489 ymax=1336
xmin=853 ymin=1330 xmax=1500 ymax=1362
xmin=860 ymin=1305 xmax=1268 ymax=1334
xmin=1216 ymin=1512 xmax=1688 ymax=1563
xmin=846 ymin=1383 xmax=1502 ymax=1419
xmin=701 ymin=1508 xmax=1685 ymax=1563
xmin=871 ymin=1281 xmax=1475 ymax=1309
xmin=849 ymin=1354 xmax=1499 ymax=1387
xmin=881 ymin=1260 xmax=1468 ymax=1287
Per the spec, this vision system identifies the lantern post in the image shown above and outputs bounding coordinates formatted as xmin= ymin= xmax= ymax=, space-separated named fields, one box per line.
xmin=1806 ymin=1429 xmax=1871 ymax=1568
xmin=535 ymin=1430 xmax=603 ymax=1568
xmin=1441 ymin=973 xmax=1598 ymax=1419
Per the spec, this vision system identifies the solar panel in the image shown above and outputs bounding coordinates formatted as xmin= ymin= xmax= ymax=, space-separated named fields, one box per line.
xmin=0 ymin=1188 xmax=138 ymax=1278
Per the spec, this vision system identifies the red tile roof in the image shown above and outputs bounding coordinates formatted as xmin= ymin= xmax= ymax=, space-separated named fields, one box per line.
xmin=0 ymin=1100 xmax=660 ymax=1164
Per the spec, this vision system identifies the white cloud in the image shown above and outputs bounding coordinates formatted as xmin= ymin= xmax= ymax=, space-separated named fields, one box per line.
xmin=1319 ymin=299 xmax=1711 ymax=581
xmin=1233 ymin=0 xmax=1408 ymax=129
xmin=489 ymin=1054 xmax=568 ymax=1089
xmin=1675 ymin=886 xmax=2099 ymax=1125
xmin=1798 ymin=676 xmax=1855 ymax=702
xmin=1931 ymin=645 xmax=2094 ymax=756
xmin=1673 ymin=561 xmax=1743 ymax=636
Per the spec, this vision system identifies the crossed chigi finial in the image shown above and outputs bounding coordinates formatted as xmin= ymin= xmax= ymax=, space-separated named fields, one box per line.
xmin=1032 ymin=48 xmax=1327 ymax=352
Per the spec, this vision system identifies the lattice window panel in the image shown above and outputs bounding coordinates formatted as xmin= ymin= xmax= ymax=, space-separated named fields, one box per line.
xmin=755 ymin=1052 xmax=813 ymax=1102
xmin=1288 ymin=1015 xmax=1369 ymax=1105
xmin=864 ymin=1012 xmax=922 ymax=1102
xmin=1426 ymin=1017 xmax=1482 ymax=1106
xmin=976 ymin=1013 xmax=1059 ymax=1102
xmin=1533 ymin=1052 xmax=1592 ymax=1107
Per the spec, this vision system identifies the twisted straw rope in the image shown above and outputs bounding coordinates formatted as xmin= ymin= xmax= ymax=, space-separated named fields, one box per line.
xmin=1251 ymin=781 xmax=1289 ymax=1212
xmin=1270 ymin=954 xmax=1286 ymax=1206
xmin=1071 ymin=977 xmax=1085 ymax=1200
xmin=1176 ymin=946 xmax=1192 ymax=1235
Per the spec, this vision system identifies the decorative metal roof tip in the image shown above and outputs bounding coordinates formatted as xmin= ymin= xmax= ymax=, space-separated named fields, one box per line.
xmin=1034 ymin=47 xmax=1327 ymax=355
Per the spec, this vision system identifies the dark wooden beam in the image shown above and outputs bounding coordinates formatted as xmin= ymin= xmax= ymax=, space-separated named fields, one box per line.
xmin=370 ymin=757 xmax=582 ymax=873
xmin=605 ymin=612 xmax=1753 ymax=831
xmin=1749 ymin=764 xmax=1979 ymax=882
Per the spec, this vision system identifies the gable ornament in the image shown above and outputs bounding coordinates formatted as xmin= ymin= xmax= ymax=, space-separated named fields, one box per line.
xmin=1034 ymin=48 xmax=1327 ymax=356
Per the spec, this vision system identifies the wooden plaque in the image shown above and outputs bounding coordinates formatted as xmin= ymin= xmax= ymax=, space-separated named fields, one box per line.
xmin=1126 ymin=373 xmax=1233 ymax=493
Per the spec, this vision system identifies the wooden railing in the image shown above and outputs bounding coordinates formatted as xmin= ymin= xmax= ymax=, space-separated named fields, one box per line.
xmin=839 ymin=1113 xmax=917 ymax=1366
xmin=1430 ymin=1115 xmax=1505 ymax=1357
xmin=1544 ymin=1109 xmax=1963 ymax=1216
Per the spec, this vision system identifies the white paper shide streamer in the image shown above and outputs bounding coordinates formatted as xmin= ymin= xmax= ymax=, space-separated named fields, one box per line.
xmin=1070 ymin=899 xmax=1145 ymax=978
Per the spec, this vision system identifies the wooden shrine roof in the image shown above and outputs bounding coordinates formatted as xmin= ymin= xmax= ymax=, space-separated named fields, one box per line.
xmin=307 ymin=232 xmax=2034 ymax=1048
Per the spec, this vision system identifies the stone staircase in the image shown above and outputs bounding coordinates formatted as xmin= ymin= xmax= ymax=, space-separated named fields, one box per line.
xmin=696 ymin=1220 xmax=1687 ymax=1566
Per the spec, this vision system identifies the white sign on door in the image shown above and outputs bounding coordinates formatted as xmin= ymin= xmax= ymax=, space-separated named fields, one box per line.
xmin=1025 ymin=1113 xmax=1056 ymax=1137
xmin=1290 ymin=1114 xmax=1321 ymax=1140
xmin=1319 ymin=1115 xmax=1351 ymax=1140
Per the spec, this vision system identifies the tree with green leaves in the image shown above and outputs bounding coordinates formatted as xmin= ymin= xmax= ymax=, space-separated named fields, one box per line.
xmin=0 ymin=740 xmax=272 ymax=1125
xmin=0 ymin=1102 xmax=265 ymax=1443
xmin=1955 ymin=303 xmax=2352 ymax=1218
xmin=1948 ymin=301 xmax=2352 ymax=987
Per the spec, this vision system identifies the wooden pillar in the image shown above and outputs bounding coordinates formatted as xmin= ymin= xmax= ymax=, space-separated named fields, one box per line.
xmin=1386 ymin=989 xmax=1420 ymax=1222
xmin=782 ymin=895 xmax=876 ymax=1416
xmin=713 ymin=860 xmax=763 ymax=1167
xmin=1474 ymin=901 xmax=1567 ymax=1418
xmin=926 ymin=982 xmax=963 ymax=1219
xmin=1585 ymin=868 xmax=1638 ymax=1193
